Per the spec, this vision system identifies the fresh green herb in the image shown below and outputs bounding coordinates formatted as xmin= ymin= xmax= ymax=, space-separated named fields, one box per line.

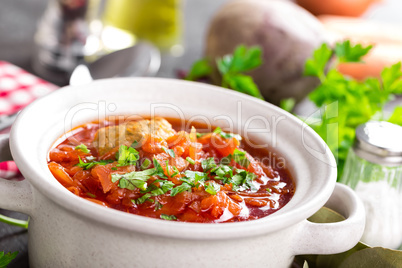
xmin=302 ymin=40 xmax=402 ymax=179
xmin=134 ymin=180 xmax=175 ymax=204
xmin=185 ymin=59 xmax=213 ymax=81
xmin=280 ymin=98 xmax=296 ymax=113
xmin=170 ymin=183 xmax=192 ymax=197
xmin=201 ymin=157 xmax=217 ymax=171
xmin=230 ymin=149 xmax=250 ymax=168
xmin=154 ymin=201 xmax=163 ymax=211
xmin=118 ymin=178 xmax=147 ymax=191
xmin=116 ymin=145 xmax=140 ymax=167
xmin=75 ymin=144 xmax=90 ymax=153
xmin=141 ymin=158 xmax=151 ymax=170
xmin=232 ymin=169 xmax=257 ymax=192
xmin=303 ymin=43 xmax=332 ymax=81
xmin=153 ymin=159 xmax=167 ymax=179
xmin=76 ymin=156 xmax=111 ymax=170
xmin=162 ymin=146 xmax=176 ymax=158
xmin=0 ymin=214 xmax=28 ymax=229
xmin=86 ymin=193 xmax=96 ymax=198
xmin=196 ymin=132 xmax=207 ymax=138
xmin=182 ymin=170 xmax=208 ymax=187
xmin=186 ymin=157 xmax=195 ymax=165
xmin=112 ymin=168 xmax=156 ymax=183
xmin=164 ymin=160 xmax=179 ymax=177
xmin=160 ymin=214 xmax=177 ymax=221
xmin=205 ymin=181 xmax=221 ymax=195
xmin=0 ymin=251 xmax=18 ymax=268
xmin=186 ymin=45 xmax=264 ymax=99
xmin=213 ymin=127 xmax=242 ymax=140
xmin=143 ymin=180 xmax=175 ymax=196
xmin=111 ymin=168 xmax=156 ymax=191
xmin=334 ymin=40 xmax=373 ymax=63
xmin=213 ymin=127 xmax=223 ymax=134
xmin=210 ymin=165 xmax=233 ymax=184
xmin=135 ymin=193 xmax=153 ymax=204
xmin=388 ymin=106 xmax=402 ymax=125
xmin=111 ymin=167 xmax=117 ymax=171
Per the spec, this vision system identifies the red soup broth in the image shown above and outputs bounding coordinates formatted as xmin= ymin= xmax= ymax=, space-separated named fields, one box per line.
xmin=47 ymin=117 xmax=295 ymax=223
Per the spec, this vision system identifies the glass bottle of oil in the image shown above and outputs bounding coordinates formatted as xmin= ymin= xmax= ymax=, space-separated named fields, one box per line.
xmin=101 ymin=0 xmax=184 ymax=55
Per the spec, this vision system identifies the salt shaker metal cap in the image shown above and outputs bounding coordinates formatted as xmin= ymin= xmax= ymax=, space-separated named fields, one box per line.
xmin=354 ymin=121 xmax=402 ymax=166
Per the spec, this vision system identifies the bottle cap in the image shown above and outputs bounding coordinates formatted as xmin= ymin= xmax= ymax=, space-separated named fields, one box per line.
xmin=354 ymin=121 xmax=402 ymax=166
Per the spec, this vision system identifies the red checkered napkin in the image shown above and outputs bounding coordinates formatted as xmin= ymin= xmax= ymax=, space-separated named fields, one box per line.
xmin=0 ymin=61 xmax=58 ymax=116
xmin=0 ymin=61 xmax=58 ymax=179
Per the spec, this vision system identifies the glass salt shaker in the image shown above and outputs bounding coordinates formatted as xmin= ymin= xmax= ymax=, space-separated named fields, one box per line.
xmin=340 ymin=121 xmax=402 ymax=249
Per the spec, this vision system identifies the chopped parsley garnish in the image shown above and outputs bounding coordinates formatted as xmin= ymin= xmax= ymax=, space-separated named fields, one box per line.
xmin=160 ymin=214 xmax=177 ymax=221
xmin=153 ymin=159 xmax=167 ymax=179
xmin=111 ymin=168 xmax=155 ymax=191
xmin=186 ymin=157 xmax=195 ymax=165
xmin=141 ymin=158 xmax=151 ymax=170
xmin=135 ymin=193 xmax=153 ymax=204
xmin=170 ymin=183 xmax=192 ymax=197
xmin=231 ymin=169 xmax=257 ymax=192
xmin=213 ymin=127 xmax=242 ymax=140
xmin=142 ymin=180 xmax=175 ymax=196
xmin=201 ymin=157 xmax=217 ymax=171
xmin=154 ymin=201 xmax=163 ymax=211
xmin=117 ymin=177 xmax=148 ymax=191
xmin=116 ymin=145 xmax=140 ymax=167
xmin=231 ymin=149 xmax=250 ymax=168
xmin=205 ymin=181 xmax=221 ymax=195
xmin=210 ymin=165 xmax=233 ymax=184
xmin=75 ymin=144 xmax=90 ymax=153
xmin=165 ymin=160 xmax=179 ymax=177
xmin=196 ymin=132 xmax=207 ymax=138
xmin=76 ymin=156 xmax=111 ymax=170
xmin=86 ymin=193 xmax=96 ymax=198
xmin=182 ymin=170 xmax=207 ymax=187
xmin=162 ymin=146 xmax=176 ymax=158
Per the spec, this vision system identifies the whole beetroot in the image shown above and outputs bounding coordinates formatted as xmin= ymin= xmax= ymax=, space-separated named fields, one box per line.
xmin=205 ymin=0 xmax=328 ymax=105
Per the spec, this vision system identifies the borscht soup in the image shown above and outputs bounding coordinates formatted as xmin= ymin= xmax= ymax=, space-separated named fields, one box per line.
xmin=48 ymin=117 xmax=295 ymax=223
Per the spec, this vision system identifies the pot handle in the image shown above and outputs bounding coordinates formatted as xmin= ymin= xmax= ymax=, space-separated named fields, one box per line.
xmin=0 ymin=134 xmax=33 ymax=216
xmin=292 ymin=183 xmax=365 ymax=255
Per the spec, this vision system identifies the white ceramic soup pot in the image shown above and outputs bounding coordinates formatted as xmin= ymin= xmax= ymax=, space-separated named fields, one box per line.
xmin=0 ymin=78 xmax=364 ymax=268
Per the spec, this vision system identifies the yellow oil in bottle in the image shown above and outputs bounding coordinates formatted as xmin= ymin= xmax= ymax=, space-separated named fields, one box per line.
xmin=102 ymin=0 xmax=183 ymax=54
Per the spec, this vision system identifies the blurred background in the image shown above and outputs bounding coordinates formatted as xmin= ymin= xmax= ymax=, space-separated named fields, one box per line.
xmin=1 ymin=0 xmax=401 ymax=83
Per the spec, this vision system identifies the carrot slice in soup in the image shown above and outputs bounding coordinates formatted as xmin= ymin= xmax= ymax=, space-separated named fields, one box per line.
xmin=91 ymin=165 xmax=114 ymax=193
xmin=48 ymin=162 xmax=74 ymax=187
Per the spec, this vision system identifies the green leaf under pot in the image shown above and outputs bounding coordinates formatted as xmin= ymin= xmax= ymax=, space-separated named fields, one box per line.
xmin=295 ymin=207 xmax=402 ymax=268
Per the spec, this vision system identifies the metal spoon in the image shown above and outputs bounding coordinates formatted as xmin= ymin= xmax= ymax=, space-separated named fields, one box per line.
xmin=0 ymin=42 xmax=161 ymax=131
xmin=69 ymin=41 xmax=161 ymax=86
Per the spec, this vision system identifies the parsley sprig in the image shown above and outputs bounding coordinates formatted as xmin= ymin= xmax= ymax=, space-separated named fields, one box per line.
xmin=284 ymin=40 xmax=402 ymax=178
xmin=0 ymin=251 xmax=18 ymax=268
xmin=186 ymin=45 xmax=264 ymax=99
xmin=76 ymin=156 xmax=112 ymax=170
